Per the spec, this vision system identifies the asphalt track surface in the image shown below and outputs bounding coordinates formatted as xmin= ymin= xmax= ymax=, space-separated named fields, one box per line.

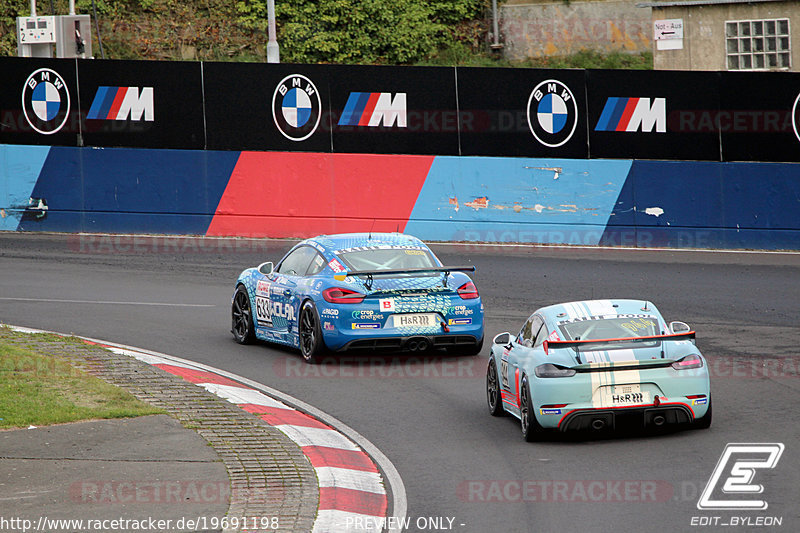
xmin=1 ymin=233 xmax=799 ymax=533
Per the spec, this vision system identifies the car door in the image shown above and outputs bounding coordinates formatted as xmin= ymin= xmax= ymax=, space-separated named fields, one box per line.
xmin=270 ymin=246 xmax=325 ymax=341
xmin=500 ymin=314 xmax=544 ymax=408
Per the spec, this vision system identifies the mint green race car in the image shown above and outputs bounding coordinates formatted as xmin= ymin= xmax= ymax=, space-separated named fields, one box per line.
xmin=486 ymin=299 xmax=711 ymax=440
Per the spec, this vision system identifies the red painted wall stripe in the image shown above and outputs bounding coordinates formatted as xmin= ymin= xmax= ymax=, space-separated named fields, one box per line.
xmin=206 ymin=152 xmax=434 ymax=238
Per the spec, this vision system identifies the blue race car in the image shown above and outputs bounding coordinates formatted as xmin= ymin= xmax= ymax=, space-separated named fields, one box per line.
xmin=486 ymin=299 xmax=711 ymax=440
xmin=231 ymin=233 xmax=484 ymax=363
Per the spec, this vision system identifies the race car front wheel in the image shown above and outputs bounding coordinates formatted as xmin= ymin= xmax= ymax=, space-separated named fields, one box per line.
xmin=299 ymin=301 xmax=327 ymax=364
xmin=520 ymin=376 xmax=545 ymax=442
xmin=231 ymin=285 xmax=256 ymax=345
xmin=486 ymin=358 xmax=505 ymax=417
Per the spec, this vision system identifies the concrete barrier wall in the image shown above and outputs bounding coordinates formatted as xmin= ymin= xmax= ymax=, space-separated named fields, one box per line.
xmin=3 ymin=144 xmax=798 ymax=250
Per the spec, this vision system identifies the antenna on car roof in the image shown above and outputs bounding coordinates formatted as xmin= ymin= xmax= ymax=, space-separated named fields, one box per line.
xmin=368 ymin=218 xmax=376 ymax=240
xmin=642 ymin=301 xmax=650 ymax=311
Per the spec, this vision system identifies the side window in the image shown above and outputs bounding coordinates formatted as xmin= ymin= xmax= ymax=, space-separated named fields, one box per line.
xmin=519 ymin=315 xmax=543 ymax=347
xmin=533 ymin=321 xmax=548 ymax=347
xmin=276 ymin=246 xmax=317 ymax=276
xmin=305 ymin=252 xmax=326 ymax=276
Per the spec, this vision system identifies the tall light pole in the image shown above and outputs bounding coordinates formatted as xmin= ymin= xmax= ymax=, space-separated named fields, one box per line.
xmin=266 ymin=0 xmax=279 ymax=63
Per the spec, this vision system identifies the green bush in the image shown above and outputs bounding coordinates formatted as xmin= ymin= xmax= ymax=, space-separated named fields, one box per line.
xmin=237 ymin=0 xmax=485 ymax=64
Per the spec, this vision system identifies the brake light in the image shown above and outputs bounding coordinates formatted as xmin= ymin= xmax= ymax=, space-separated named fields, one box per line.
xmin=457 ymin=281 xmax=479 ymax=299
xmin=534 ymin=363 xmax=576 ymax=378
xmin=322 ymin=287 xmax=365 ymax=304
xmin=671 ymin=354 xmax=703 ymax=370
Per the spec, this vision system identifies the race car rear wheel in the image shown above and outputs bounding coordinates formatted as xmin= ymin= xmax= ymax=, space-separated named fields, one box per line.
xmin=692 ymin=397 xmax=712 ymax=429
xmin=231 ymin=285 xmax=256 ymax=345
xmin=486 ymin=358 xmax=505 ymax=417
xmin=520 ymin=376 xmax=545 ymax=442
xmin=299 ymin=300 xmax=327 ymax=364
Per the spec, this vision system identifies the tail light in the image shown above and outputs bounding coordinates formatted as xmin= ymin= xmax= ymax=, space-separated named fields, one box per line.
xmin=534 ymin=363 xmax=576 ymax=378
xmin=322 ymin=287 xmax=365 ymax=304
xmin=671 ymin=354 xmax=703 ymax=370
xmin=457 ymin=281 xmax=479 ymax=299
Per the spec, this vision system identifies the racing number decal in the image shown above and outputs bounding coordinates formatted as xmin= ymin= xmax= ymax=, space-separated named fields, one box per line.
xmin=500 ymin=359 xmax=510 ymax=390
xmin=255 ymin=296 xmax=272 ymax=327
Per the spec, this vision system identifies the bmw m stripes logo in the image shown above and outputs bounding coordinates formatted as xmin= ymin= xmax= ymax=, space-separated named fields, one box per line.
xmin=87 ymin=87 xmax=154 ymax=121
xmin=527 ymin=80 xmax=578 ymax=148
xmin=22 ymin=68 xmax=71 ymax=135
xmin=338 ymin=92 xmax=407 ymax=127
xmin=595 ymin=97 xmax=667 ymax=133
xmin=272 ymin=74 xmax=322 ymax=142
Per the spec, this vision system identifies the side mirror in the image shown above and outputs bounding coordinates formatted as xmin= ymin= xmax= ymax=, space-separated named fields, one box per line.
xmin=258 ymin=261 xmax=274 ymax=275
xmin=669 ymin=321 xmax=691 ymax=334
xmin=493 ymin=332 xmax=511 ymax=345
xmin=669 ymin=321 xmax=695 ymax=344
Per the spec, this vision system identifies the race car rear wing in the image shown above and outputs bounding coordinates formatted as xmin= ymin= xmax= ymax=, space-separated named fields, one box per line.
xmin=334 ymin=266 xmax=476 ymax=290
xmin=543 ymin=331 xmax=695 ymax=355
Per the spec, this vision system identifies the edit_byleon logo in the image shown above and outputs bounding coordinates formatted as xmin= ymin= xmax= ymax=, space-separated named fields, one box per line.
xmin=527 ymin=79 xmax=578 ymax=148
xmin=697 ymin=443 xmax=785 ymax=511
xmin=22 ymin=68 xmax=70 ymax=135
xmin=272 ymin=74 xmax=322 ymax=142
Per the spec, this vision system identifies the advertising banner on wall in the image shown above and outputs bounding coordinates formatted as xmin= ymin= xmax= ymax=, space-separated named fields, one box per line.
xmin=77 ymin=59 xmax=204 ymax=149
xmin=456 ymin=67 xmax=588 ymax=158
xmin=0 ymin=57 xmax=80 ymax=147
xmin=587 ymin=69 xmax=722 ymax=161
xmin=203 ymin=62 xmax=332 ymax=152
xmin=719 ymin=71 xmax=800 ymax=162
xmin=328 ymin=65 xmax=459 ymax=155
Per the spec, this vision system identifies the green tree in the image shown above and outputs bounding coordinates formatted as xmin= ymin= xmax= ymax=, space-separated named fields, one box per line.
xmin=237 ymin=0 xmax=485 ymax=64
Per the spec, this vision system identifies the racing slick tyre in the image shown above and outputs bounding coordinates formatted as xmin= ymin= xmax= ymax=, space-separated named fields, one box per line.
xmin=231 ymin=285 xmax=256 ymax=345
xmin=692 ymin=397 xmax=712 ymax=429
xmin=520 ymin=376 xmax=546 ymax=442
xmin=299 ymin=300 xmax=328 ymax=364
xmin=486 ymin=358 xmax=505 ymax=417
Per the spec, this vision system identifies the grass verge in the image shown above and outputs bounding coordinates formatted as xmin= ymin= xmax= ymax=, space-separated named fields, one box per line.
xmin=0 ymin=328 xmax=163 ymax=429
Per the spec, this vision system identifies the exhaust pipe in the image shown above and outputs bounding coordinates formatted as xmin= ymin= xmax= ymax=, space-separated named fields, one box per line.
xmin=653 ymin=415 xmax=666 ymax=426
xmin=591 ymin=419 xmax=606 ymax=430
xmin=406 ymin=337 xmax=429 ymax=352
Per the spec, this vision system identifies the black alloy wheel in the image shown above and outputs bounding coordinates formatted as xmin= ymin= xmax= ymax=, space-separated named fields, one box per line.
xmin=486 ymin=358 xmax=505 ymax=417
xmin=231 ymin=285 xmax=255 ymax=344
xmin=299 ymin=300 xmax=326 ymax=364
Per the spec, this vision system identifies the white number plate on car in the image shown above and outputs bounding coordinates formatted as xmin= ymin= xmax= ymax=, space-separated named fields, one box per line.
xmin=392 ymin=313 xmax=439 ymax=328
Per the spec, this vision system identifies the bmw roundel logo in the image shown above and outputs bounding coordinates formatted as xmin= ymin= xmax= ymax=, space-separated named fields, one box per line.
xmin=527 ymin=79 xmax=578 ymax=148
xmin=22 ymin=68 xmax=71 ymax=135
xmin=272 ymin=74 xmax=322 ymax=142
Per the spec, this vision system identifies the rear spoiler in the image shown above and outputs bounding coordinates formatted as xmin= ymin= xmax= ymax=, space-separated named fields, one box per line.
xmin=544 ymin=331 xmax=695 ymax=355
xmin=334 ymin=266 xmax=475 ymax=289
